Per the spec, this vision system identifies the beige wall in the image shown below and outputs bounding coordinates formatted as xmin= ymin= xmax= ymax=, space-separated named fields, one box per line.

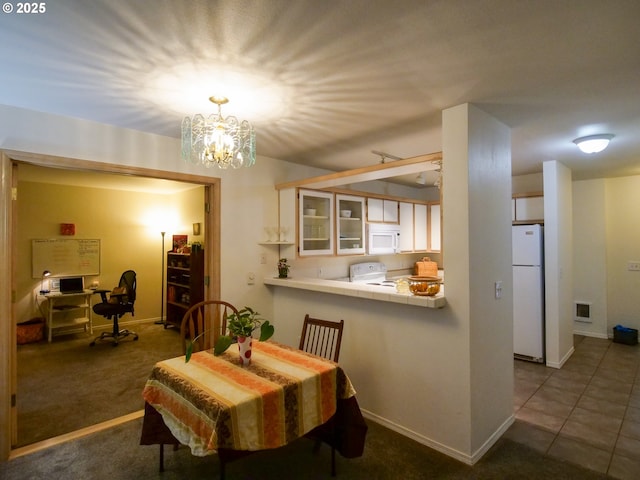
xmin=605 ymin=175 xmax=640 ymax=331
xmin=16 ymin=177 xmax=204 ymax=330
xmin=572 ymin=179 xmax=608 ymax=337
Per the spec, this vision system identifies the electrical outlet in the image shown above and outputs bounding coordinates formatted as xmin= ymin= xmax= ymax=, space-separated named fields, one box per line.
xmin=247 ymin=272 xmax=255 ymax=285
xmin=628 ymin=261 xmax=640 ymax=271
xmin=495 ymin=281 xmax=503 ymax=299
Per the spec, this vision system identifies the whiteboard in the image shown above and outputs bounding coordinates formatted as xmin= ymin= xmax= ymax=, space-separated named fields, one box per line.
xmin=32 ymin=239 xmax=101 ymax=278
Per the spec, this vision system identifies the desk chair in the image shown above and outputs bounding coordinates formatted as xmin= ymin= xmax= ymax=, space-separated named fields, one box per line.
xmin=180 ymin=300 xmax=239 ymax=354
xmin=299 ymin=314 xmax=345 ymax=476
xmin=90 ymin=270 xmax=138 ymax=346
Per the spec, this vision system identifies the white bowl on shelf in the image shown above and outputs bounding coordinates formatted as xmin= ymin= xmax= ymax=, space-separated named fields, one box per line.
xmin=304 ymin=208 xmax=316 ymax=216
xmin=340 ymin=210 xmax=352 ymax=218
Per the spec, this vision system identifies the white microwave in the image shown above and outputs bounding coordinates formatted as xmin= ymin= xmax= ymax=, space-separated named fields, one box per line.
xmin=367 ymin=223 xmax=400 ymax=255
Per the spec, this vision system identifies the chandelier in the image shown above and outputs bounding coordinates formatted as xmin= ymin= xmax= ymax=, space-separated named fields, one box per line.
xmin=181 ymin=96 xmax=256 ymax=169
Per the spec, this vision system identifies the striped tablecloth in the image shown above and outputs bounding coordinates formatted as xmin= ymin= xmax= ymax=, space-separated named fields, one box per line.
xmin=142 ymin=340 xmax=356 ymax=456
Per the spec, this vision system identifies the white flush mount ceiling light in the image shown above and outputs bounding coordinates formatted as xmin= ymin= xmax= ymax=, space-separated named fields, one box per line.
xmin=573 ymin=134 xmax=614 ymax=154
xmin=182 ymin=96 xmax=256 ymax=169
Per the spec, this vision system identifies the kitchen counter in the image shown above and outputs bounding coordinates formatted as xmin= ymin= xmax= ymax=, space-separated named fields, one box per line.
xmin=263 ymin=276 xmax=446 ymax=308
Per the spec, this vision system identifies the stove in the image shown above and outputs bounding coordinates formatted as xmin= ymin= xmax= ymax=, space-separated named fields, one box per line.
xmin=349 ymin=262 xmax=395 ymax=286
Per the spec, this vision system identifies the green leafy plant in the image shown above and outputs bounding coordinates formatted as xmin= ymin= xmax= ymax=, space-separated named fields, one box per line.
xmin=185 ymin=306 xmax=274 ymax=362
xmin=278 ymin=258 xmax=290 ymax=277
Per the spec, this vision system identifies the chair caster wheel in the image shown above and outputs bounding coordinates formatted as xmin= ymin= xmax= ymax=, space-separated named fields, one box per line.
xmin=134 ymin=336 xmax=139 ymax=341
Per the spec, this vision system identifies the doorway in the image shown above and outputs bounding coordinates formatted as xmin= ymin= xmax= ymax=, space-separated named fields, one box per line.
xmin=0 ymin=151 xmax=221 ymax=456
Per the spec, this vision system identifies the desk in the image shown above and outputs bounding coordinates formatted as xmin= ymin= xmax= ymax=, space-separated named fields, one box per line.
xmin=41 ymin=291 xmax=93 ymax=342
xmin=141 ymin=341 xmax=366 ymax=474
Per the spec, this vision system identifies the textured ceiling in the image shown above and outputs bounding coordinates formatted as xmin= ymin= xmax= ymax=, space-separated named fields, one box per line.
xmin=1 ymin=0 xmax=639 ymax=185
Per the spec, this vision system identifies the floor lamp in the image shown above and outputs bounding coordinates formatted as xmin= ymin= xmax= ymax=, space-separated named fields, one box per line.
xmin=155 ymin=231 xmax=166 ymax=326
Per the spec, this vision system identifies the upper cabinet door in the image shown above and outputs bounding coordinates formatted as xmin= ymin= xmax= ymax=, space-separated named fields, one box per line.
xmin=336 ymin=194 xmax=365 ymax=255
xmin=367 ymin=198 xmax=399 ymax=223
xmin=299 ymin=189 xmax=334 ymax=256
xmin=383 ymin=200 xmax=399 ymax=223
xmin=414 ymin=204 xmax=428 ymax=251
xmin=398 ymin=202 xmax=415 ymax=252
xmin=367 ymin=198 xmax=384 ymax=222
xmin=515 ymin=196 xmax=544 ymax=222
xmin=429 ymin=203 xmax=441 ymax=252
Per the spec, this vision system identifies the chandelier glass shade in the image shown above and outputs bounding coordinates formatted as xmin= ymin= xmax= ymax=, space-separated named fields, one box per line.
xmin=182 ymin=97 xmax=256 ymax=169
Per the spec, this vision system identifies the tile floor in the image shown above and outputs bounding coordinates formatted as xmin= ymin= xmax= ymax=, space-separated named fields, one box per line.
xmin=505 ymin=335 xmax=640 ymax=479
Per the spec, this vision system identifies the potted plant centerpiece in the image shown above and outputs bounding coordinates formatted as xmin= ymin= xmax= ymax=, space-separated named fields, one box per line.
xmin=186 ymin=307 xmax=274 ymax=366
xmin=222 ymin=307 xmax=274 ymax=365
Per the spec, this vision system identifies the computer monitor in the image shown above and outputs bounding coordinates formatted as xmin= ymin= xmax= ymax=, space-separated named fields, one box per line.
xmin=59 ymin=277 xmax=84 ymax=294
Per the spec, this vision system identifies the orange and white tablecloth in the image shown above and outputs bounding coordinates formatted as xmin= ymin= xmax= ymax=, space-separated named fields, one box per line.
xmin=142 ymin=341 xmax=356 ymax=456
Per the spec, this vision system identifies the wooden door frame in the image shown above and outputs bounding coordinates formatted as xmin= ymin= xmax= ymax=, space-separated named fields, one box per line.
xmin=0 ymin=149 xmax=221 ymax=461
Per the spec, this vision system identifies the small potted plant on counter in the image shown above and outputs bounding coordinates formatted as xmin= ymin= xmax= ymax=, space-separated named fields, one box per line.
xmin=278 ymin=258 xmax=290 ymax=278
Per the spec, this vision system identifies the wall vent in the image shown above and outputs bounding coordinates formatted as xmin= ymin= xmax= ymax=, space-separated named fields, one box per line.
xmin=575 ymin=301 xmax=592 ymax=323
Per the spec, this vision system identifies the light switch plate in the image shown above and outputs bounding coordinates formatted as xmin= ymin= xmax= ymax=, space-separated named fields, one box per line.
xmin=628 ymin=261 xmax=640 ymax=271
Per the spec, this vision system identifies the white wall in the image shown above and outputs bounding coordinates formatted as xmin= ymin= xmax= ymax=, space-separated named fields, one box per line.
xmin=442 ymin=103 xmax=513 ymax=459
xmin=543 ymin=161 xmax=574 ymax=367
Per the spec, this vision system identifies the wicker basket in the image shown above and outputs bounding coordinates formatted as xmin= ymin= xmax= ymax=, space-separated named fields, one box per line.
xmin=414 ymin=257 xmax=438 ymax=277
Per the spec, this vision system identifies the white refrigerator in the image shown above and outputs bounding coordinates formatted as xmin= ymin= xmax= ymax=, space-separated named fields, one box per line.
xmin=513 ymin=224 xmax=544 ymax=362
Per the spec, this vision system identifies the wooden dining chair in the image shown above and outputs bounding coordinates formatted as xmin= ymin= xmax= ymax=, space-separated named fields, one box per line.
xmin=299 ymin=314 xmax=345 ymax=363
xmin=180 ymin=300 xmax=239 ymax=354
xmin=299 ymin=314 xmax=345 ymax=475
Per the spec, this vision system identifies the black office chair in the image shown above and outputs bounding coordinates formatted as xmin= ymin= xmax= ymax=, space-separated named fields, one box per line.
xmin=90 ymin=270 xmax=138 ymax=346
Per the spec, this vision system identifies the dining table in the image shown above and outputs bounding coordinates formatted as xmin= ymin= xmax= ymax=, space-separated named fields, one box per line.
xmin=140 ymin=340 xmax=367 ymax=478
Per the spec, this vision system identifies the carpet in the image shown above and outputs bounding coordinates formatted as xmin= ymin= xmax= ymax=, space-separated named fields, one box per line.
xmin=16 ymin=322 xmax=182 ymax=446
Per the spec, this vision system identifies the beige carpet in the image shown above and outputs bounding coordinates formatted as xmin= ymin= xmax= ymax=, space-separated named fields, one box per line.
xmin=16 ymin=322 xmax=182 ymax=446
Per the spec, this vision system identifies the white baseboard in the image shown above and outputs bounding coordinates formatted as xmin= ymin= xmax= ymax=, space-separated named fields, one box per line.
xmin=360 ymin=409 xmax=514 ymax=466
xmin=572 ymin=329 xmax=608 ymax=339
xmin=545 ymin=345 xmax=574 ymax=369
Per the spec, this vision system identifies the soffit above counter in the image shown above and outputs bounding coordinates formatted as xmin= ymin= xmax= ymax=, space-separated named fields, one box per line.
xmin=275 ymin=152 xmax=442 ymax=191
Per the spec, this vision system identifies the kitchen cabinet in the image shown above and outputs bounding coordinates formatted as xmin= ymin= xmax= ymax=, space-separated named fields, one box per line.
xmin=514 ymin=195 xmax=543 ymax=222
xmin=399 ymin=202 xmax=414 ymax=252
xmin=367 ymin=198 xmax=398 ymax=223
xmin=414 ymin=203 xmax=428 ymax=251
xmin=299 ymin=189 xmax=334 ymax=256
xmin=165 ymin=249 xmax=204 ymax=329
xmin=429 ymin=203 xmax=441 ymax=252
xmin=336 ymin=194 xmax=365 ymax=255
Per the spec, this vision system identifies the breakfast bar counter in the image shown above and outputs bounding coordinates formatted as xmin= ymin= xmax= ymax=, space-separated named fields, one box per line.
xmin=263 ymin=276 xmax=446 ymax=308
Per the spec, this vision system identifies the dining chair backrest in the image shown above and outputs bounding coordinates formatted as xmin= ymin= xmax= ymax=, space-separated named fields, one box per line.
xmin=180 ymin=300 xmax=239 ymax=354
xmin=299 ymin=314 xmax=344 ymax=362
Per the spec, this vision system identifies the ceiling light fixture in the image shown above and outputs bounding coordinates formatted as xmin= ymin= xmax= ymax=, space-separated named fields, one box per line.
xmin=573 ymin=134 xmax=614 ymax=154
xmin=372 ymin=150 xmax=402 ymax=164
xmin=181 ymin=96 xmax=256 ymax=169
xmin=415 ymin=172 xmax=427 ymax=185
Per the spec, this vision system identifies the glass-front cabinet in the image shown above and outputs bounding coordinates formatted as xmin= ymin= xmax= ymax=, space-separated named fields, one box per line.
xmin=336 ymin=194 xmax=365 ymax=255
xmin=299 ymin=189 xmax=334 ymax=256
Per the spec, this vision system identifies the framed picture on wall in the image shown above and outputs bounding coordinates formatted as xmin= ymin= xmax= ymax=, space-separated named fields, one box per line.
xmin=172 ymin=235 xmax=188 ymax=253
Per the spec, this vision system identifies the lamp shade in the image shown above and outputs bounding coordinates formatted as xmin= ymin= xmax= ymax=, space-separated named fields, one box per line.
xmin=573 ymin=134 xmax=614 ymax=154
